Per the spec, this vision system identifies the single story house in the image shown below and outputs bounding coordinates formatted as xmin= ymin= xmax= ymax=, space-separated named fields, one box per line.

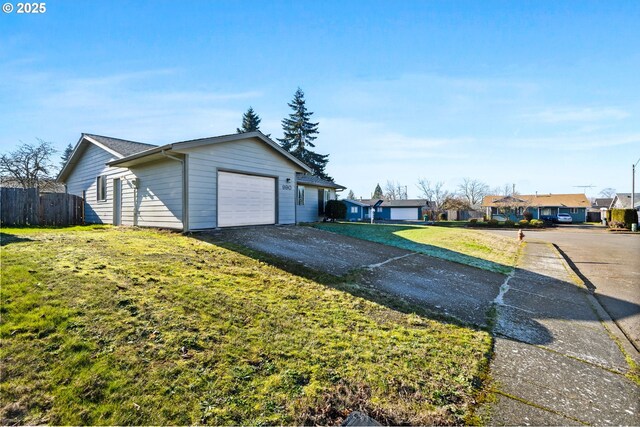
xmin=343 ymin=199 xmax=430 ymax=221
xmin=610 ymin=193 xmax=640 ymax=211
xmin=587 ymin=197 xmax=613 ymax=222
xmin=57 ymin=132 xmax=344 ymax=231
xmin=481 ymin=193 xmax=590 ymax=223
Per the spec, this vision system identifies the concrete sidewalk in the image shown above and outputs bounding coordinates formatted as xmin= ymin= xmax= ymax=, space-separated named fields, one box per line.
xmin=484 ymin=240 xmax=639 ymax=425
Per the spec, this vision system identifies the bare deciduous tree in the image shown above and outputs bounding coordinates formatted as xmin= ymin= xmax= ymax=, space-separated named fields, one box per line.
xmin=384 ymin=180 xmax=407 ymax=200
xmin=417 ymin=178 xmax=450 ymax=210
xmin=599 ymin=187 xmax=616 ymax=198
xmin=457 ymin=177 xmax=489 ymax=208
xmin=0 ymin=139 xmax=57 ymax=189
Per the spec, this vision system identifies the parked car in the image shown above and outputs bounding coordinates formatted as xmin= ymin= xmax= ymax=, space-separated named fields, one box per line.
xmin=491 ymin=214 xmax=508 ymax=222
xmin=539 ymin=215 xmax=557 ymax=224
xmin=556 ymin=213 xmax=573 ymax=224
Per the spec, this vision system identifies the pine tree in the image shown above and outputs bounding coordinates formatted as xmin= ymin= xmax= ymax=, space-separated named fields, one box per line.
xmin=278 ymin=88 xmax=331 ymax=181
xmin=237 ymin=107 xmax=262 ymax=133
xmin=347 ymin=189 xmax=355 ymax=200
xmin=372 ymin=183 xmax=383 ymax=199
xmin=60 ymin=143 xmax=74 ymax=168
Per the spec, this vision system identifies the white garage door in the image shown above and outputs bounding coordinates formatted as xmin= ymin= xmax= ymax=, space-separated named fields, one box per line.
xmin=218 ymin=171 xmax=276 ymax=227
xmin=390 ymin=207 xmax=418 ymax=220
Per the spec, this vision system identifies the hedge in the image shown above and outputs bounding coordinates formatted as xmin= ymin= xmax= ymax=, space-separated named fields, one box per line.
xmin=609 ymin=208 xmax=638 ymax=229
xmin=325 ymin=200 xmax=347 ymax=220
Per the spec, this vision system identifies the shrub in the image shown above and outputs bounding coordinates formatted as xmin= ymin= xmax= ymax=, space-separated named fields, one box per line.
xmin=523 ymin=211 xmax=533 ymax=221
xmin=530 ymin=219 xmax=544 ymax=227
xmin=609 ymin=209 xmax=638 ymax=229
xmin=469 ymin=218 xmax=478 ymax=224
xmin=438 ymin=213 xmax=447 ymax=221
xmin=487 ymin=219 xmax=499 ymax=226
xmin=504 ymin=220 xmax=515 ymax=227
xmin=518 ymin=219 xmax=529 ymax=226
xmin=608 ymin=220 xmax=626 ymax=229
xmin=325 ymin=200 xmax=347 ymax=220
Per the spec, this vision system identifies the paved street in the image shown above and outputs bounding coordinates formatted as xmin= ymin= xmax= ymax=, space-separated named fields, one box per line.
xmin=486 ymin=226 xmax=640 ymax=352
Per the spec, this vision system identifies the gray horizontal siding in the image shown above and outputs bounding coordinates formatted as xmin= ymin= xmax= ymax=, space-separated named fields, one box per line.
xmin=64 ymin=143 xmax=182 ymax=229
xmin=65 ymin=143 xmax=130 ymax=225
xmin=296 ymin=186 xmax=336 ymax=223
xmin=181 ymin=138 xmax=303 ymax=229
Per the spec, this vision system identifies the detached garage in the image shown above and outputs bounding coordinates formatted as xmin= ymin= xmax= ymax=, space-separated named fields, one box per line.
xmin=58 ymin=131 xmax=342 ymax=231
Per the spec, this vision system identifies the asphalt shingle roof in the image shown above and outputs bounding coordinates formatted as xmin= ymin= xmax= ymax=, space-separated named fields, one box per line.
xmin=356 ymin=199 xmax=430 ymax=207
xmin=296 ymin=173 xmax=346 ymax=189
xmin=84 ymin=133 xmax=157 ymax=157
xmin=482 ymin=193 xmax=590 ymax=208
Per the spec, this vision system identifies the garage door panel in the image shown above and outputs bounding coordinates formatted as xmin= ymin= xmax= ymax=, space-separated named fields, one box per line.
xmin=218 ymin=172 xmax=276 ymax=227
xmin=390 ymin=207 xmax=417 ymax=220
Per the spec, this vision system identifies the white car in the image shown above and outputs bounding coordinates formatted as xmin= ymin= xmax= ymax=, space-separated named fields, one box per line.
xmin=556 ymin=213 xmax=573 ymax=223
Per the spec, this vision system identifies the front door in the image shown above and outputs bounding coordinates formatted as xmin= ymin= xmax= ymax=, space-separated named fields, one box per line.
xmin=113 ymin=178 xmax=122 ymax=225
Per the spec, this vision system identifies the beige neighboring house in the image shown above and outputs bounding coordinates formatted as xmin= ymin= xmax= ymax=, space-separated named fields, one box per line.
xmin=481 ymin=193 xmax=590 ymax=222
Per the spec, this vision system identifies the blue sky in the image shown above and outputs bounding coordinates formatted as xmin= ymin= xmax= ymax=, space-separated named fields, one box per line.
xmin=1 ymin=0 xmax=639 ymax=198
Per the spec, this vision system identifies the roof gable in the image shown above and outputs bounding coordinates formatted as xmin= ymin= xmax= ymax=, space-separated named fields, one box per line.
xmin=57 ymin=134 xmax=158 ymax=182
xmin=107 ymin=131 xmax=313 ymax=173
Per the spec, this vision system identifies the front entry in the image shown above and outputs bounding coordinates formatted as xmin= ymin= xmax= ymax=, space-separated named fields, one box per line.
xmin=113 ymin=178 xmax=122 ymax=225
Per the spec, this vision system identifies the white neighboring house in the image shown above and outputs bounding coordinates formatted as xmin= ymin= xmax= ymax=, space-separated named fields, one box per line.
xmin=57 ymin=132 xmax=344 ymax=231
xmin=610 ymin=193 xmax=640 ymax=211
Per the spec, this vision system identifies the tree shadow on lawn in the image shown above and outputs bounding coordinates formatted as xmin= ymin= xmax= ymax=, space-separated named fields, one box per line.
xmin=192 ymin=226 xmax=640 ymax=361
xmin=313 ymin=222 xmax=514 ymax=275
xmin=0 ymin=232 xmax=34 ymax=247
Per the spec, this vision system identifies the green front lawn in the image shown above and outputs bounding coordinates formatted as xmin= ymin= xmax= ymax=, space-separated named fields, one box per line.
xmin=313 ymin=222 xmax=518 ymax=274
xmin=1 ymin=227 xmax=491 ymax=425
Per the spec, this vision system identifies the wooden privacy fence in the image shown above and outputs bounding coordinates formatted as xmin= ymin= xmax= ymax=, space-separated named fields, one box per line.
xmin=1 ymin=188 xmax=84 ymax=226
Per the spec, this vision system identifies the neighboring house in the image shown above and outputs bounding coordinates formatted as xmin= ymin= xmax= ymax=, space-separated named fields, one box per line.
xmin=343 ymin=199 xmax=430 ymax=221
xmin=0 ymin=177 xmax=66 ymax=193
xmin=610 ymin=193 xmax=640 ymax=211
xmin=587 ymin=198 xmax=613 ymax=222
xmin=481 ymin=193 xmax=590 ymax=223
xmin=57 ymin=132 xmax=344 ymax=231
xmin=295 ymin=173 xmax=346 ymax=223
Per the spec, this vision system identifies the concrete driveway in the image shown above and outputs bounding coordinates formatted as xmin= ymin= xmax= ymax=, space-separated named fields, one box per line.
xmin=205 ymin=225 xmax=504 ymax=327
xmin=205 ymin=225 xmax=639 ymax=425
xmin=486 ymin=226 xmax=640 ymax=352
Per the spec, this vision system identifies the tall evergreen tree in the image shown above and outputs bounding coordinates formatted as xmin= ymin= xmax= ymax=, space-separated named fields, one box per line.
xmin=60 ymin=143 xmax=74 ymax=168
xmin=278 ymin=88 xmax=331 ymax=181
xmin=347 ymin=189 xmax=355 ymax=200
xmin=237 ymin=107 xmax=262 ymax=133
xmin=372 ymin=183 xmax=383 ymax=199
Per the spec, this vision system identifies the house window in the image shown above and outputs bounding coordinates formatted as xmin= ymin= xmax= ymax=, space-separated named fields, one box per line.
xmin=350 ymin=206 xmax=358 ymax=214
xmin=96 ymin=175 xmax=107 ymax=201
xmin=376 ymin=207 xmax=383 ymax=212
xmin=297 ymin=186 xmax=305 ymax=205
xmin=570 ymin=208 xmax=578 ymax=214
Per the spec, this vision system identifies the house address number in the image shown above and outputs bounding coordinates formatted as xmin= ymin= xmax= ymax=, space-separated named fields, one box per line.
xmin=281 ymin=184 xmax=292 ymax=191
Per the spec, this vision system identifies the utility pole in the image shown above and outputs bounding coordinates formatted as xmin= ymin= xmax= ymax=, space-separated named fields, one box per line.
xmin=633 ymin=158 xmax=640 ymax=226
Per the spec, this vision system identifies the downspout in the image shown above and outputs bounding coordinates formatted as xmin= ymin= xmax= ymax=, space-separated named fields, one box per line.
xmin=161 ymin=150 xmax=189 ymax=232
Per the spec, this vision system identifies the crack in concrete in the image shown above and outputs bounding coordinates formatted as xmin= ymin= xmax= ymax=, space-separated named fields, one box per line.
xmin=363 ymin=252 xmax=417 ymax=269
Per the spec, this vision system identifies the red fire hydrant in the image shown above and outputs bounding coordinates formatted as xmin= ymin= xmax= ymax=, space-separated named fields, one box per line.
xmin=518 ymin=229 xmax=525 ymax=242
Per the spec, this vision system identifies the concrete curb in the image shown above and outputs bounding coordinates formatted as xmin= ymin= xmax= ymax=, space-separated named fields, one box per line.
xmin=548 ymin=243 xmax=640 ymax=364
